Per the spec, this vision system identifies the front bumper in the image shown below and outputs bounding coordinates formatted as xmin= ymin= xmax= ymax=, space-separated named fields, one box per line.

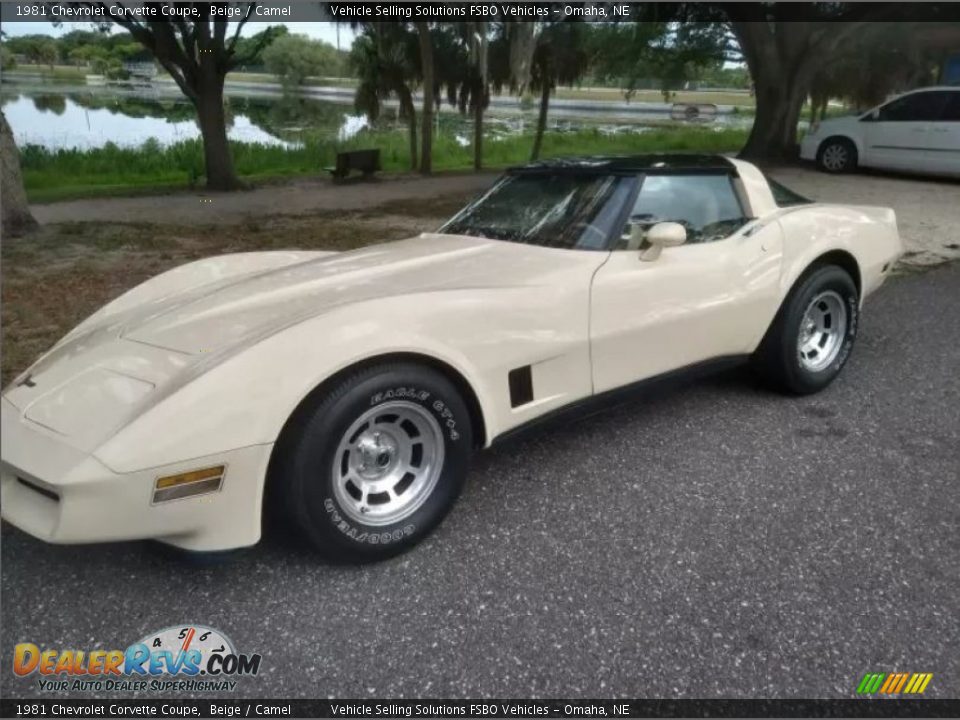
xmin=1 ymin=399 xmax=273 ymax=551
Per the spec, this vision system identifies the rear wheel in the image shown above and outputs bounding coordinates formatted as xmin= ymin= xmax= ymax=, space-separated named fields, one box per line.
xmin=816 ymin=137 xmax=857 ymax=173
xmin=753 ymin=265 xmax=859 ymax=395
xmin=274 ymin=363 xmax=473 ymax=562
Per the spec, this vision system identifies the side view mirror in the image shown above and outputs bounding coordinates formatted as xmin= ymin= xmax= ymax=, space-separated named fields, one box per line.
xmin=640 ymin=221 xmax=687 ymax=261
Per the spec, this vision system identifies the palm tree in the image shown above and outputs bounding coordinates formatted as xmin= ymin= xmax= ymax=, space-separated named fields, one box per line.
xmin=415 ymin=22 xmax=436 ymax=175
xmin=527 ymin=22 xmax=590 ymax=161
xmin=434 ymin=22 xmax=489 ymax=172
xmin=350 ymin=26 xmax=421 ymax=170
xmin=324 ymin=8 xmax=435 ymax=173
xmin=464 ymin=21 xmax=489 ymax=171
xmin=489 ymin=22 xmax=591 ymax=162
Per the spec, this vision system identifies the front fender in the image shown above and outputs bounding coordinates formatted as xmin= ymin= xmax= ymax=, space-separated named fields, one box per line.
xmin=93 ymin=303 xmax=489 ymax=473
xmin=94 ymin=277 xmax=594 ymax=472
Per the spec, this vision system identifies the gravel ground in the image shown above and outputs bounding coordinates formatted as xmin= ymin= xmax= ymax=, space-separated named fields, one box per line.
xmin=2 ymin=262 xmax=957 ymax=700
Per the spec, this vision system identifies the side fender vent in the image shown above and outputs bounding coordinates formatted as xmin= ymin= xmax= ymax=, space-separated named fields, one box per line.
xmin=508 ymin=366 xmax=534 ymax=408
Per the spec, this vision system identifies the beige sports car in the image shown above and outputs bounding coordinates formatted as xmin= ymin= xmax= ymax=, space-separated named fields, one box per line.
xmin=1 ymin=155 xmax=903 ymax=562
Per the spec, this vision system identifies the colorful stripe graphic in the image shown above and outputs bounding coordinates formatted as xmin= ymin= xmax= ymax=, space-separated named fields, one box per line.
xmin=856 ymin=672 xmax=933 ymax=695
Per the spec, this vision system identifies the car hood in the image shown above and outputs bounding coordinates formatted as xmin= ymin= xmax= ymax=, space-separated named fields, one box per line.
xmin=118 ymin=233 xmax=556 ymax=354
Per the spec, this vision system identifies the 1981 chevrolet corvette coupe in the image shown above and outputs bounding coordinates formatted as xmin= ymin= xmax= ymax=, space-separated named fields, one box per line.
xmin=1 ymin=155 xmax=903 ymax=562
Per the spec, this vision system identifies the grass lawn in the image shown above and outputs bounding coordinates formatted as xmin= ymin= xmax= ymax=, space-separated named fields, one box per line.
xmin=22 ymin=126 xmax=751 ymax=203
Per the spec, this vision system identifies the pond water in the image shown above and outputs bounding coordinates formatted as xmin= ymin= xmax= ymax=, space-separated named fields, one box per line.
xmin=0 ymin=80 xmax=750 ymax=151
xmin=1 ymin=92 xmax=295 ymax=149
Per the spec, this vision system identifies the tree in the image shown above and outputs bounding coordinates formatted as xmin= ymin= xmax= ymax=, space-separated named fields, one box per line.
xmin=714 ymin=4 xmax=960 ymax=160
xmin=434 ymin=22 xmax=490 ymax=171
xmin=262 ymin=33 xmax=338 ymax=88
xmin=619 ymin=3 xmax=942 ymax=160
xmin=415 ymin=21 xmax=436 ymax=175
xmin=0 ymin=38 xmax=15 ymax=70
xmin=809 ymin=22 xmax=960 ymax=119
xmin=463 ymin=21 xmax=489 ymax=171
xmin=724 ymin=8 xmax=884 ymax=160
xmin=464 ymin=17 xmax=590 ymax=168
xmin=59 ymin=2 xmax=282 ymax=190
xmin=29 ymin=37 xmax=59 ymax=68
xmin=587 ymin=21 xmax=726 ymax=102
xmin=324 ymin=8 xmax=437 ymax=173
xmin=1 ymin=111 xmax=37 ymax=237
xmin=526 ymin=22 xmax=590 ymax=161
xmin=350 ymin=25 xmax=420 ymax=170
xmin=232 ymin=24 xmax=287 ymax=69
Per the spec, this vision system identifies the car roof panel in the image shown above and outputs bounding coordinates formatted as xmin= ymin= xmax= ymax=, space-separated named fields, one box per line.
xmin=507 ymin=154 xmax=737 ymax=175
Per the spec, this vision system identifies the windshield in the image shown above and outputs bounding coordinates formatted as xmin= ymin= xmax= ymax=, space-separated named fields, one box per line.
xmin=439 ymin=173 xmax=634 ymax=250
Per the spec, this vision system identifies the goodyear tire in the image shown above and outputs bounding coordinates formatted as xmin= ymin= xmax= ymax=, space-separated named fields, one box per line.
xmin=275 ymin=363 xmax=472 ymax=562
xmin=753 ymin=265 xmax=859 ymax=395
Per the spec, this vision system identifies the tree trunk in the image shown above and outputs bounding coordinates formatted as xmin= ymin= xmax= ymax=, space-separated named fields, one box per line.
xmin=401 ymin=92 xmax=418 ymax=171
xmin=732 ymin=20 xmax=868 ymax=161
xmin=473 ymin=93 xmax=483 ymax=171
xmin=1 ymin=111 xmax=37 ymax=237
xmin=194 ymin=71 xmax=241 ymax=191
xmin=416 ymin=22 xmax=434 ymax=176
xmin=735 ymin=31 xmax=812 ymax=162
xmin=531 ymin=82 xmax=551 ymax=161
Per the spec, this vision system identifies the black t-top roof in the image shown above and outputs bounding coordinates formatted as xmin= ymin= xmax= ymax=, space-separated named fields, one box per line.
xmin=508 ymin=154 xmax=736 ymax=175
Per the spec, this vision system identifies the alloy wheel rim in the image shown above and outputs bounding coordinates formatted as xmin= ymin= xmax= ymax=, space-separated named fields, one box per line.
xmin=797 ymin=290 xmax=848 ymax=372
xmin=822 ymin=144 xmax=848 ymax=171
xmin=332 ymin=401 xmax=444 ymax=526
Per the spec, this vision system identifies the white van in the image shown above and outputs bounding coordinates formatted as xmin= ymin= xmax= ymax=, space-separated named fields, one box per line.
xmin=800 ymin=86 xmax=960 ymax=177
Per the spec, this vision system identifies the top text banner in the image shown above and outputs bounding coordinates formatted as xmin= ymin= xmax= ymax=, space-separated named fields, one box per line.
xmin=0 ymin=2 xmax=640 ymax=24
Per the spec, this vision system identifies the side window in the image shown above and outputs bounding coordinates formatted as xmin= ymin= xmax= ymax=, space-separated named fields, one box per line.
xmin=877 ymin=92 xmax=949 ymax=122
xmin=621 ymin=174 xmax=748 ymax=246
xmin=941 ymin=92 xmax=960 ymax=122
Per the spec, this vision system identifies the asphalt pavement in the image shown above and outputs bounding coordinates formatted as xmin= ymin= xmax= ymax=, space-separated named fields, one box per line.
xmin=2 ymin=263 xmax=958 ymax=700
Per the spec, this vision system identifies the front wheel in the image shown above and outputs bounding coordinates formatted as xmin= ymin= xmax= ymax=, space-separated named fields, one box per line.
xmin=753 ymin=265 xmax=859 ymax=395
xmin=816 ymin=137 xmax=857 ymax=173
xmin=274 ymin=363 xmax=473 ymax=562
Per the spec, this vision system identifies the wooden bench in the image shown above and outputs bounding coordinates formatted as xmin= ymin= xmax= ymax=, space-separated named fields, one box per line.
xmin=325 ymin=149 xmax=381 ymax=180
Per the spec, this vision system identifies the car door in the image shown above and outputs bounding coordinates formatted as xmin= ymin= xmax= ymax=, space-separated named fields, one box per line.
xmin=861 ymin=91 xmax=950 ymax=172
xmin=589 ymin=173 xmax=784 ymax=394
xmin=926 ymin=90 xmax=960 ymax=176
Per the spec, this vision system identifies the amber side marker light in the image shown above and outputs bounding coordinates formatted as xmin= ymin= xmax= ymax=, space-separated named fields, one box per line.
xmin=153 ymin=465 xmax=225 ymax=504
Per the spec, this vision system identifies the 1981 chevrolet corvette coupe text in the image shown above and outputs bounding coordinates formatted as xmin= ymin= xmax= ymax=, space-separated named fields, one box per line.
xmin=1 ymin=155 xmax=903 ymax=562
